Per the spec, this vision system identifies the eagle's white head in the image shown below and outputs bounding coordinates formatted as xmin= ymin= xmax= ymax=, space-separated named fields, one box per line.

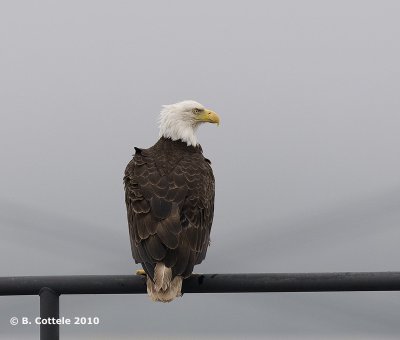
xmin=159 ymin=100 xmax=220 ymax=146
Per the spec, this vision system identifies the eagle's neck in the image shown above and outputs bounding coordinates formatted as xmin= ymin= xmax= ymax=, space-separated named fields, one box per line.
xmin=159 ymin=107 xmax=199 ymax=146
xmin=154 ymin=136 xmax=202 ymax=153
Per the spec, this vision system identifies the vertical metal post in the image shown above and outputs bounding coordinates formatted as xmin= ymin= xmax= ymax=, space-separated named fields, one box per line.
xmin=39 ymin=287 xmax=59 ymax=340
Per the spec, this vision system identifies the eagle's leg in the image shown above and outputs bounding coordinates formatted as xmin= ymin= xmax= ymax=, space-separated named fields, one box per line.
xmin=135 ymin=269 xmax=146 ymax=276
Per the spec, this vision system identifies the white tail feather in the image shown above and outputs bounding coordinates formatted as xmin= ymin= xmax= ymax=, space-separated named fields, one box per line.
xmin=154 ymin=262 xmax=172 ymax=291
xmin=147 ymin=262 xmax=182 ymax=302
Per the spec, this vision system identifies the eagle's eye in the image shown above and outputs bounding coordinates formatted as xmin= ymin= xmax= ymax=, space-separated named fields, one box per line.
xmin=192 ymin=108 xmax=201 ymax=114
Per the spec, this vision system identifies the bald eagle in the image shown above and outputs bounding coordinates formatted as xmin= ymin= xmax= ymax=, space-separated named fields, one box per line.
xmin=124 ymin=100 xmax=220 ymax=302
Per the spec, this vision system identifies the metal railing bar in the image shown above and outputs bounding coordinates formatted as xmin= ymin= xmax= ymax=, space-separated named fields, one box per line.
xmin=1 ymin=272 xmax=400 ymax=296
xmin=39 ymin=287 xmax=59 ymax=340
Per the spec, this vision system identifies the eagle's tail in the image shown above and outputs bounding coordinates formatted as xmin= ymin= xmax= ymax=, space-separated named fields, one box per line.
xmin=146 ymin=262 xmax=182 ymax=302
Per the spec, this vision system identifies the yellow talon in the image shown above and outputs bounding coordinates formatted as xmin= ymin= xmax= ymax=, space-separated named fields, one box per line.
xmin=135 ymin=269 xmax=146 ymax=276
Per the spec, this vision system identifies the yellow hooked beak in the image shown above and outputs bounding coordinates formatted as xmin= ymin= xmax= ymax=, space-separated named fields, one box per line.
xmin=196 ymin=109 xmax=220 ymax=126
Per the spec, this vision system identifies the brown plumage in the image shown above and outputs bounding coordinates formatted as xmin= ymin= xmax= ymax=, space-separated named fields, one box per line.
xmin=124 ymin=136 xmax=215 ymax=300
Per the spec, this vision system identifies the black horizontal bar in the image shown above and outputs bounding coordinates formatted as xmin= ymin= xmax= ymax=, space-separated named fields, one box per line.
xmin=1 ymin=272 xmax=400 ymax=296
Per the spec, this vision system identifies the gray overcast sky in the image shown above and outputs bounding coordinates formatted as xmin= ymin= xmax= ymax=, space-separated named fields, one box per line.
xmin=1 ymin=0 xmax=400 ymax=339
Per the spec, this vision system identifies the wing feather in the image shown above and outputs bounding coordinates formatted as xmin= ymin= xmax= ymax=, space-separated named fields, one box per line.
xmin=124 ymin=138 xmax=215 ymax=281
